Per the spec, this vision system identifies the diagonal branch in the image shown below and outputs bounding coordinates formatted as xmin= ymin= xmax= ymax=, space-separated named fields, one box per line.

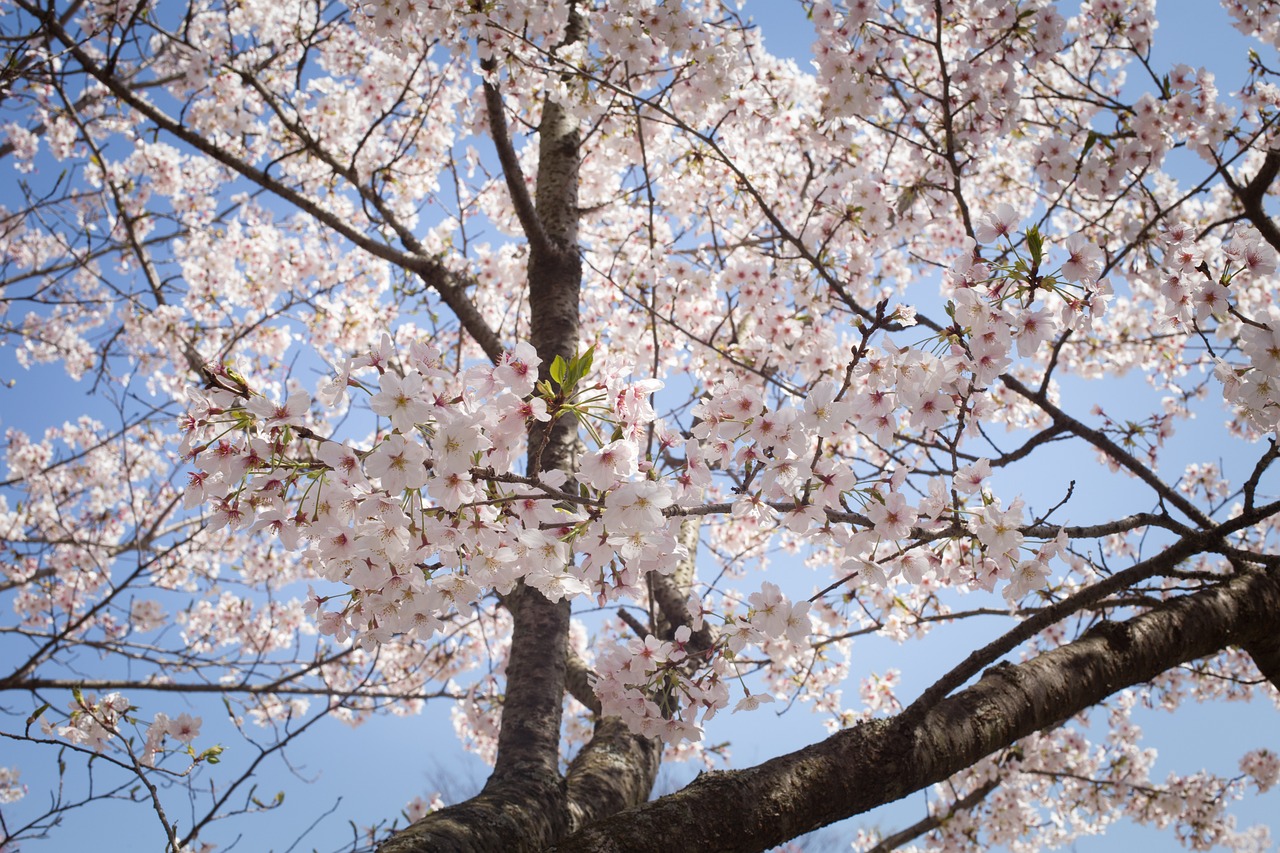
xmin=905 ymin=498 xmax=1280 ymax=720
xmin=564 ymin=718 xmax=661 ymax=834
xmin=1000 ymin=374 xmax=1213 ymax=527
xmin=1240 ymin=629 xmax=1280 ymax=691
xmin=482 ymin=65 xmax=553 ymax=259
xmin=26 ymin=1 xmax=505 ymax=362
xmin=550 ymin=566 xmax=1280 ymax=853
xmin=1223 ymin=148 xmax=1280 ymax=252
xmin=864 ymin=777 xmax=1001 ymax=853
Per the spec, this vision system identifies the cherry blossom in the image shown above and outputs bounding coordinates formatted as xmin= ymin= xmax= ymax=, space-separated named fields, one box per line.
xmin=1 ymin=0 xmax=1279 ymax=849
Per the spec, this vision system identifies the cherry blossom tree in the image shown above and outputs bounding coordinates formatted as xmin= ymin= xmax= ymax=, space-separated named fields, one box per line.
xmin=2 ymin=0 xmax=1280 ymax=850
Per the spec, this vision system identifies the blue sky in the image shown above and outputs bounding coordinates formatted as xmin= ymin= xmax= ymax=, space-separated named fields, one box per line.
xmin=2 ymin=2 xmax=1279 ymax=851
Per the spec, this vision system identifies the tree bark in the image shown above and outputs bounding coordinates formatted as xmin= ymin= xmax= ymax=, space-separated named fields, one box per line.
xmin=382 ymin=3 xmax=660 ymax=848
xmin=549 ymin=566 xmax=1280 ymax=853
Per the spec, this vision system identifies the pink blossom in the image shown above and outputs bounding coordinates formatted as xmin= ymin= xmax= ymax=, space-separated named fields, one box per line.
xmin=1060 ymin=234 xmax=1103 ymax=284
xmin=247 ymin=390 xmax=311 ymax=428
xmin=974 ymin=202 xmax=1020 ymax=243
xmin=578 ymin=439 xmax=639 ymax=490
xmin=370 ymin=371 xmax=432 ymax=433
xmin=954 ymin=459 xmax=991 ymax=494
xmin=366 ymin=434 xmax=429 ymax=493
xmin=865 ymin=491 xmax=914 ymax=540
xmin=169 ymin=713 xmax=202 ymax=744
xmin=493 ymin=342 xmax=540 ymax=396
xmin=602 ymin=480 xmax=673 ymax=532
xmin=733 ymin=692 xmax=775 ymax=713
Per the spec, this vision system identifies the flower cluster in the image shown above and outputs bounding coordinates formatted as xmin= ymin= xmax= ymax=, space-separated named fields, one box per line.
xmin=45 ymin=691 xmax=133 ymax=753
xmin=1240 ymin=747 xmax=1280 ymax=793
xmin=593 ymin=581 xmax=814 ymax=742
xmin=594 ymin=626 xmax=719 ymax=744
xmin=140 ymin=712 xmax=204 ymax=768
xmin=1157 ymin=223 xmax=1280 ymax=432
xmin=180 ymin=293 xmax=1092 ymax=746
xmin=184 ymin=340 xmax=691 ymax=653
xmin=40 ymin=690 xmax=208 ymax=771
xmin=0 ymin=766 xmax=25 ymax=804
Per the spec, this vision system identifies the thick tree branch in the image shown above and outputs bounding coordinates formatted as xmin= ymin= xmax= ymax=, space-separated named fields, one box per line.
xmin=482 ymin=67 xmax=553 ymax=259
xmin=905 ymin=498 xmax=1280 ymax=719
xmin=565 ymin=649 xmax=602 ymax=715
xmin=1241 ymin=629 xmax=1280 ymax=691
xmin=550 ymin=566 xmax=1280 ymax=852
xmin=647 ymin=518 xmax=713 ymax=656
xmin=1224 ymin=148 xmax=1280 ymax=252
xmin=564 ymin=719 xmax=661 ymax=834
xmin=902 ymin=536 xmax=1198 ymax=720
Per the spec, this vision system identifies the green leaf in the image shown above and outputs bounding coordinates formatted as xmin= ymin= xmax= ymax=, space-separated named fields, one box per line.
xmin=549 ymin=355 xmax=567 ymax=385
xmin=559 ymin=345 xmax=597 ymax=393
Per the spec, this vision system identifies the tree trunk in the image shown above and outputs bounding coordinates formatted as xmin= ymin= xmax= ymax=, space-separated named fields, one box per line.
xmin=380 ymin=4 xmax=660 ymax=849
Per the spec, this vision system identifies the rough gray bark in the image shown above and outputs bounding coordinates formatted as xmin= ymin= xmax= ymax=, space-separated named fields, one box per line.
xmin=1242 ymin=629 xmax=1280 ymax=691
xmin=548 ymin=566 xmax=1280 ymax=853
